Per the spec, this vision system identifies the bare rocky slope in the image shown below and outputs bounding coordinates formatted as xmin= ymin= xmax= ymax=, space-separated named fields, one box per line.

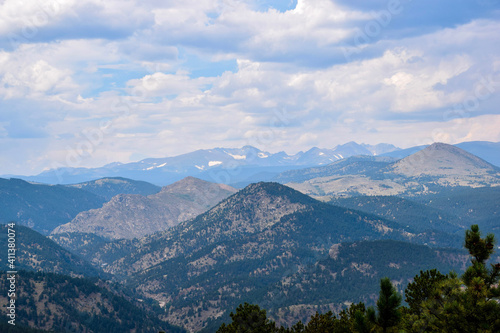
xmin=281 ymin=143 xmax=500 ymax=200
xmin=390 ymin=142 xmax=497 ymax=177
xmin=51 ymin=177 xmax=237 ymax=240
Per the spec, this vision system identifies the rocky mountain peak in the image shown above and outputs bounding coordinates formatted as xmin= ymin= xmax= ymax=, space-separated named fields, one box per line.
xmin=52 ymin=177 xmax=237 ymax=240
xmin=186 ymin=182 xmax=316 ymax=237
xmin=391 ymin=142 xmax=497 ymax=177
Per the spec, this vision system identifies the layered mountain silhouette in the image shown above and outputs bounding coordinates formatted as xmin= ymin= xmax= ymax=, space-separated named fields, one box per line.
xmin=4 ymin=141 xmax=500 ymax=332
xmin=52 ymin=177 xmax=237 ymax=239
xmin=390 ymin=142 xmax=497 ymax=177
xmin=4 ymin=143 xmax=400 ymax=185
xmin=59 ymin=182 xmax=465 ymax=331
xmin=0 ymin=178 xmax=106 ymax=234
xmin=67 ymin=177 xmax=161 ymax=200
xmin=280 ymin=143 xmax=500 ymax=199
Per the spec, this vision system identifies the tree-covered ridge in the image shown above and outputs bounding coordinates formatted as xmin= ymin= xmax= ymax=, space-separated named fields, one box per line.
xmin=67 ymin=177 xmax=161 ymax=201
xmin=45 ymin=182 xmax=467 ymax=331
xmin=0 ymin=224 xmax=103 ymax=278
xmin=0 ymin=178 xmax=106 ymax=234
xmin=0 ymin=270 xmax=186 ymax=333
xmin=216 ymin=225 xmax=500 ymax=332
xmin=329 ymin=195 xmax=462 ymax=234
xmin=415 ymin=186 xmax=500 ymax=239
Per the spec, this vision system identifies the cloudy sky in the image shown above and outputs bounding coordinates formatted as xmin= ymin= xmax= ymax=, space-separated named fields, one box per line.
xmin=0 ymin=0 xmax=499 ymax=175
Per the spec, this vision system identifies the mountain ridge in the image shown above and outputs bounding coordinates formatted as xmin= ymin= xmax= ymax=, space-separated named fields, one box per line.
xmin=71 ymin=182 xmax=464 ymax=331
xmin=51 ymin=177 xmax=237 ymax=240
xmin=283 ymin=143 xmax=500 ymax=200
xmin=390 ymin=142 xmax=498 ymax=177
xmin=0 ymin=178 xmax=106 ymax=234
xmin=3 ymin=142 xmax=400 ymax=185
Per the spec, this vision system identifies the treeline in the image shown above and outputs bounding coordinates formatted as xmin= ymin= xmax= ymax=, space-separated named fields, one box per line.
xmin=216 ymin=225 xmax=500 ymax=332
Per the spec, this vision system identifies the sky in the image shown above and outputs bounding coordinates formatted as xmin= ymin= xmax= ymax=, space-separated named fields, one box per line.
xmin=0 ymin=0 xmax=499 ymax=175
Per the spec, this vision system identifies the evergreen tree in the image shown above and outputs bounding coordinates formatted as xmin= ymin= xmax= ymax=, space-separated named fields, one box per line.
xmin=334 ymin=302 xmax=366 ymax=332
xmin=356 ymin=278 xmax=402 ymax=333
xmin=405 ymin=225 xmax=500 ymax=332
xmin=303 ymin=311 xmax=336 ymax=332
xmin=216 ymin=303 xmax=278 ymax=333
xmin=374 ymin=277 xmax=402 ymax=332
xmin=404 ymin=269 xmax=448 ymax=315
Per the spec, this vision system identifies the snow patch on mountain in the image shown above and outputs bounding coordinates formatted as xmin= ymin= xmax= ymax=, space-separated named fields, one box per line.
xmin=228 ymin=154 xmax=246 ymax=160
xmin=209 ymin=161 xmax=223 ymax=167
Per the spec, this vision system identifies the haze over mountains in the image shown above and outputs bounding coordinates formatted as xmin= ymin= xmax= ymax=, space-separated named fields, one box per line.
xmin=0 ymin=178 xmax=106 ymax=234
xmin=5 ymin=142 xmax=398 ymax=186
xmin=5 ymin=140 xmax=500 ymax=187
xmin=281 ymin=143 xmax=500 ymax=200
xmin=2 ymin=141 xmax=500 ymax=332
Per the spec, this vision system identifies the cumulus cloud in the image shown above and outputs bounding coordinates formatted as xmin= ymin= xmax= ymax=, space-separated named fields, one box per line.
xmin=0 ymin=0 xmax=499 ymax=175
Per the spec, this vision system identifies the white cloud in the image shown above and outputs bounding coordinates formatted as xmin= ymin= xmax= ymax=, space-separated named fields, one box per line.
xmin=0 ymin=0 xmax=499 ymax=175
xmin=0 ymin=55 xmax=78 ymax=100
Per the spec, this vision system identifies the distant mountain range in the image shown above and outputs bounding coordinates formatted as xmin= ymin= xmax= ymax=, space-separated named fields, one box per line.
xmin=0 ymin=142 xmax=399 ymax=186
xmin=2 ymin=141 xmax=499 ymax=333
xmin=280 ymin=143 xmax=500 ymax=200
xmin=3 ymin=142 xmax=499 ymax=240
xmin=3 ymin=140 xmax=499 ymax=187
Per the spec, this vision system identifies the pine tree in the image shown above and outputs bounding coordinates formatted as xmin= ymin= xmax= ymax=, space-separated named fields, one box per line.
xmin=354 ymin=278 xmax=402 ymax=333
xmin=404 ymin=269 xmax=448 ymax=315
xmin=216 ymin=303 xmax=278 ymax=333
xmin=405 ymin=225 xmax=500 ymax=332
xmin=375 ymin=277 xmax=402 ymax=333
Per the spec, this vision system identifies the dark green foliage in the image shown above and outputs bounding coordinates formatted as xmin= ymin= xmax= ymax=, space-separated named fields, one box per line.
xmin=465 ymin=224 xmax=496 ymax=266
xmin=0 ymin=224 xmax=103 ymax=277
xmin=217 ymin=302 xmax=371 ymax=333
xmin=462 ymin=224 xmax=500 ymax=303
xmin=404 ymin=269 xmax=448 ymax=315
xmin=354 ymin=309 xmax=372 ymax=333
xmin=0 ymin=178 xmax=106 ymax=234
xmin=404 ymin=225 xmax=500 ymax=332
xmin=335 ymin=302 xmax=366 ymax=333
xmin=0 ymin=270 xmax=186 ymax=333
xmin=300 ymin=311 xmax=336 ymax=332
xmin=373 ymin=277 xmax=402 ymax=332
xmin=216 ymin=303 xmax=279 ymax=333
xmin=352 ymin=278 xmax=402 ymax=333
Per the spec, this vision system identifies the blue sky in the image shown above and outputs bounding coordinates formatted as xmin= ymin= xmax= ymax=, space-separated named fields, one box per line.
xmin=0 ymin=0 xmax=499 ymax=175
